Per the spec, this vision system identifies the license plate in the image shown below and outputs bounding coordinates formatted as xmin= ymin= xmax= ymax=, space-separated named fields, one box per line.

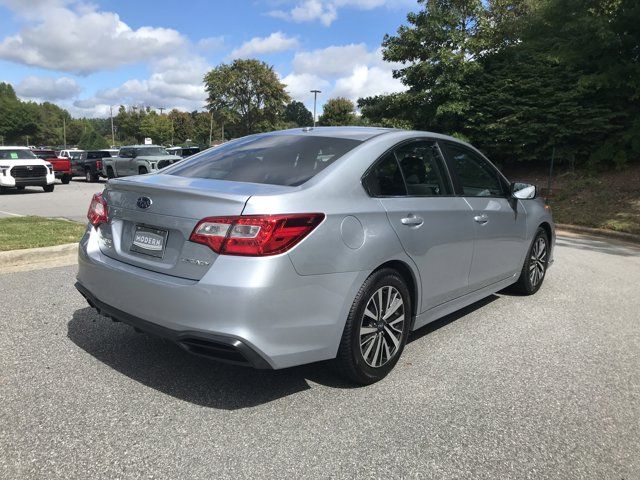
xmin=130 ymin=225 xmax=168 ymax=258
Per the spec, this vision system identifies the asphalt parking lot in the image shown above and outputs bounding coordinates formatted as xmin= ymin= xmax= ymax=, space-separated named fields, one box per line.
xmin=1 ymin=234 xmax=639 ymax=479
xmin=0 ymin=179 xmax=106 ymax=222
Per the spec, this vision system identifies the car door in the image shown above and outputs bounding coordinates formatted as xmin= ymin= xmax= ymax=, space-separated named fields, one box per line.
xmin=440 ymin=141 xmax=527 ymax=290
xmin=116 ymin=149 xmax=132 ymax=176
xmin=364 ymin=139 xmax=476 ymax=312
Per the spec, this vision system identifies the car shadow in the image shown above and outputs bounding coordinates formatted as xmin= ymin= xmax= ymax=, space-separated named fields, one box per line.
xmin=67 ymin=307 xmax=356 ymax=410
xmin=408 ymin=294 xmax=499 ymax=343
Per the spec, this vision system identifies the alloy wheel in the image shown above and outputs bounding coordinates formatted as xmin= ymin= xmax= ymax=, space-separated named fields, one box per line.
xmin=359 ymin=286 xmax=405 ymax=368
xmin=529 ymin=236 xmax=547 ymax=287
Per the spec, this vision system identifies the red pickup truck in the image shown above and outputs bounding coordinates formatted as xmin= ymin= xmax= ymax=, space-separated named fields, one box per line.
xmin=33 ymin=150 xmax=71 ymax=184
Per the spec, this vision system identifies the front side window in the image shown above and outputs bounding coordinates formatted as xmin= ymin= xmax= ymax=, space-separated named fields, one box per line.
xmin=165 ymin=135 xmax=362 ymax=186
xmin=442 ymin=143 xmax=504 ymax=197
xmin=363 ymin=140 xmax=451 ymax=197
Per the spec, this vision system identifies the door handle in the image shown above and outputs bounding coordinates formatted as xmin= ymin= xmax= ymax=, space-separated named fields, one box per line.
xmin=473 ymin=214 xmax=489 ymax=224
xmin=401 ymin=215 xmax=424 ymax=227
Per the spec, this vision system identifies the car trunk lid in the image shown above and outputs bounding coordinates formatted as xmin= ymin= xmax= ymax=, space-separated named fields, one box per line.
xmin=97 ymin=174 xmax=292 ymax=280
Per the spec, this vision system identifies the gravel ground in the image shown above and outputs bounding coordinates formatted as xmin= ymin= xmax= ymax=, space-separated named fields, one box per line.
xmin=1 ymin=234 xmax=639 ymax=479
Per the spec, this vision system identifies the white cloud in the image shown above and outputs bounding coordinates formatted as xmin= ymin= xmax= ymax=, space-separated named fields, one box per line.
xmin=284 ymin=44 xmax=405 ymax=112
xmin=230 ymin=31 xmax=299 ymax=59
xmin=0 ymin=2 xmax=187 ymax=74
xmin=15 ymin=75 xmax=81 ymax=100
xmin=268 ymin=0 xmax=411 ymax=26
xmin=197 ymin=36 xmax=226 ymax=52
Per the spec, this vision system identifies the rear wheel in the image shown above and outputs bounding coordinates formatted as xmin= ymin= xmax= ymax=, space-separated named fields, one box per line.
xmin=335 ymin=268 xmax=411 ymax=385
xmin=43 ymin=184 xmax=54 ymax=192
xmin=510 ymin=227 xmax=549 ymax=295
xmin=106 ymin=167 xmax=115 ymax=179
xmin=61 ymin=174 xmax=71 ymax=184
xmin=85 ymin=169 xmax=98 ymax=183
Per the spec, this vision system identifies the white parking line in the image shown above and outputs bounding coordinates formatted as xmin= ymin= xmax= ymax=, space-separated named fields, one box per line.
xmin=0 ymin=210 xmax=24 ymax=217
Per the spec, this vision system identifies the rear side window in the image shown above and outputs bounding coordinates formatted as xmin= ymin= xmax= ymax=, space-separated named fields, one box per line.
xmin=363 ymin=140 xmax=452 ymax=197
xmin=165 ymin=135 xmax=362 ymax=186
xmin=442 ymin=143 xmax=504 ymax=197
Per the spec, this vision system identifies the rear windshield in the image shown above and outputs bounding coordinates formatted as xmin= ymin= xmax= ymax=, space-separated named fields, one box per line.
xmin=165 ymin=135 xmax=362 ymax=186
xmin=87 ymin=151 xmax=111 ymax=159
xmin=34 ymin=151 xmax=56 ymax=159
xmin=136 ymin=147 xmax=168 ymax=156
xmin=0 ymin=149 xmax=37 ymax=160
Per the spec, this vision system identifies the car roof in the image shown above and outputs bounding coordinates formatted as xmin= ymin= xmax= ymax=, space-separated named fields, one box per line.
xmin=261 ymin=126 xmax=467 ymax=144
xmin=121 ymin=145 xmax=162 ymax=148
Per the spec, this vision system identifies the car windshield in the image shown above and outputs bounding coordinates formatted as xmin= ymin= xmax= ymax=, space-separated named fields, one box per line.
xmin=0 ymin=149 xmax=37 ymax=160
xmin=165 ymin=135 xmax=362 ymax=186
xmin=135 ymin=147 xmax=169 ymax=156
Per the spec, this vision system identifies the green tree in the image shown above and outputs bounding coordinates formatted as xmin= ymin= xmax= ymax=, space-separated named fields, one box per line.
xmin=283 ymin=101 xmax=313 ymax=127
xmin=318 ymin=97 xmax=357 ymax=126
xmin=140 ymin=112 xmax=173 ymax=145
xmin=204 ymin=59 xmax=290 ymax=136
xmin=78 ymin=129 xmax=109 ymax=150
xmin=168 ymin=109 xmax=194 ymax=144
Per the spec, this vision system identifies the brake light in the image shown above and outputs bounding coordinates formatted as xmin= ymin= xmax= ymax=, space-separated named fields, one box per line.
xmin=190 ymin=213 xmax=324 ymax=256
xmin=87 ymin=193 xmax=108 ymax=227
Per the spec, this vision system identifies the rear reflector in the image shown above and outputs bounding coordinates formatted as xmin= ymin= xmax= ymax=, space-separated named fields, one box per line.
xmin=190 ymin=213 xmax=324 ymax=256
xmin=87 ymin=192 xmax=108 ymax=227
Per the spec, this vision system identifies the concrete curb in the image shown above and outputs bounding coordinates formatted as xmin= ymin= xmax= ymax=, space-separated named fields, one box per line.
xmin=0 ymin=243 xmax=78 ymax=273
xmin=556 ymin=223 xmax=640 ymax=244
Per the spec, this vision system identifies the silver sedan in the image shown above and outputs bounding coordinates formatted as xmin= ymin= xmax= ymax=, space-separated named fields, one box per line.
xmin=76 ymin=127 xmax=554 ymax=384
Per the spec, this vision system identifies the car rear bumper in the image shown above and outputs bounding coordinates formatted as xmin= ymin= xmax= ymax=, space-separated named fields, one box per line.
xmin=76 ymin=227 xmax=367 ymax=369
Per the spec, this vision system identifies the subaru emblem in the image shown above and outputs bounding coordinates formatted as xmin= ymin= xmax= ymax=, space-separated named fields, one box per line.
xmin=136 ymin=196 xmax=152 ymax=209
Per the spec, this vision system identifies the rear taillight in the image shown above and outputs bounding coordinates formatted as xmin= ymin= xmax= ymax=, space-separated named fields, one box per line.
xmin=190 ymin=213 xmax=324 ymax=256
xmin=96 ymin=160 xmax=102 ymax=170
xmin=87 ymin=193 xmax=108 ymax=227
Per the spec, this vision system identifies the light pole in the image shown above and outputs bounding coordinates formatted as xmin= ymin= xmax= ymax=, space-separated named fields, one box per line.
xmin=310 ymin=89 xmax=321 ymax=127
xmin=109 ymin=106 xmax=115 ymax=146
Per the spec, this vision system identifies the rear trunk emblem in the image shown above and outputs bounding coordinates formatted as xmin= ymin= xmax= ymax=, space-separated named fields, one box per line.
xmin=136 ymin=196 xmax=152 ymax=209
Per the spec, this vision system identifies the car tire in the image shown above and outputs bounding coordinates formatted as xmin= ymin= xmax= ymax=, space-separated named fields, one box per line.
xmin=335 ymin=268 xmax=411 ymax=385
xmin=85 ymin=169 xmax=98 ymax=183
xmin=61 ymin=174 xmax=71 ymax=184
xmin=43 ymin=184 xmax=54 ymax=192
xmin=139 ymin=167 xmax=148 ymax=175
xmin=509 ymin=227 xmax=550 ymax=295
xmin=106 ymin=167 xmax=115 ymax=179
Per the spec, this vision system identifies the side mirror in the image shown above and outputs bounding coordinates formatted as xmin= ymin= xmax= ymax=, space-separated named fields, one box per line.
xmin=511 ymin=182 xmax=536 ymax=200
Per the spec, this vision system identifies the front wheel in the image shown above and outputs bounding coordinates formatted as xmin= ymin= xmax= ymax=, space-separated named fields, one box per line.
xmin=43 ymin=184 xmax=54 ymax=192
xmin=510 ymin=227 xmax=550 ymax=295
xmin=335 ymin=268 xmax=411 ymax=385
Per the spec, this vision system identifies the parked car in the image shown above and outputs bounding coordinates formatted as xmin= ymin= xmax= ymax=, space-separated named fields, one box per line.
xmin=73 ymin=150 xmax=112 ymax=183
xmin=33 ymin=149 xmax=71 ymax=184
xmin=0 ymin=146 xmax=56 ymax=192
xmin=58 ymin=149 xmax=85 ymax=179
xmin=102 ymin=145 xmax=181 ymax=178
xmin=76 ymin=127 xmax=554 ymax=384
xmin=167 ymin=146 xmax=200 ymax=158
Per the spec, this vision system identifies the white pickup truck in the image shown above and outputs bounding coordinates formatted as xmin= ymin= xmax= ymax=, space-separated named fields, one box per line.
xmin=102 ymin=145 xmax=181 ymax=178
xmin=0 ymin=146 xmax=56 ymax=192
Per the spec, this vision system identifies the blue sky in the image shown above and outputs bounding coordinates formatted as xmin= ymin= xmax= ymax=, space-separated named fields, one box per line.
xmin=0 ymin=0 xmax=415 ymax=118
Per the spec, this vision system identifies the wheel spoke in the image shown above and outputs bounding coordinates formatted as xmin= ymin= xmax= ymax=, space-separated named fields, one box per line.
xmin=383 ymin=325 xmax=400 ymax=350
xmin=382 ymin=336 xmax=391 ymax=362
xmin=383 ymin=297 xmax=403 ymax=320
xmin=364 ymin=308 xmax=377 ymax=321
xmin=362 ymin=333 xmax=377 ymax=360
xmin=360 ymin=326 xmax=377 ymax=336
xmin=371 ymin=334 xmax=382 ymax=366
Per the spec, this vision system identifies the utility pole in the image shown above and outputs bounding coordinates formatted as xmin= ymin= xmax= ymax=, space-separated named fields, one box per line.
xmin=110 ymin=106 xmax=115 ymax=146
xmin=158 ymin=107 xmax=166 ymax=115
xmin=310 ymin=89 xmax=321 ymax=127
xmin=26 ymin=135 xmax=29 ymax=146
xmin=63 ymin=117 xmax=67 ymax=149
xmin=209 ymin=111 xmax=213 ymax=146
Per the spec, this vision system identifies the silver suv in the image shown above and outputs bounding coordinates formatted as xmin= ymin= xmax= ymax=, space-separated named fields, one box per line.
xmin=76 ymin=127 xmax=554 ymax=384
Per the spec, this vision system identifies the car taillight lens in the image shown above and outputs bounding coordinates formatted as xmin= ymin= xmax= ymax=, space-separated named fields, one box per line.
xmin=190 ymin=213 xmax=325 ymax=256
xmin=87 ymin=193 xmax=108 ymax=227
